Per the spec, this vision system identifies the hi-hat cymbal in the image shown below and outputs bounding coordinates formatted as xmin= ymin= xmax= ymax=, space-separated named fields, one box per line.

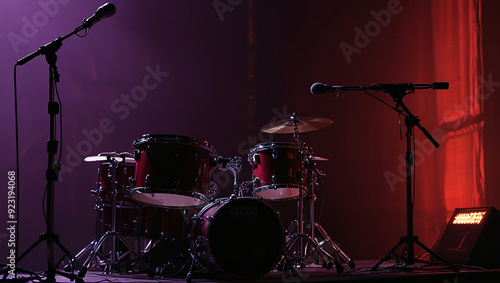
xmin=261 ymin=117 xmax=333 ymax=134
xmin=84 ymin=152 xmax=135 ymax=163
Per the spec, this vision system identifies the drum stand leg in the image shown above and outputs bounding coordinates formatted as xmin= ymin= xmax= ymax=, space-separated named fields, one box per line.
xmin=285 ymin=227 xmax=348 ymax=272
xmin=77 ymin=158 xmax=150 ymax=277
xmin=186 ymin=236 xmax=205 ymax=283
xmin=284 ymin=128 xmax=355 ymax=272
xmin=77 ymin=230 xmax=149 ymax=277
xmin=65 ymin=169 xmax=107 ymax=272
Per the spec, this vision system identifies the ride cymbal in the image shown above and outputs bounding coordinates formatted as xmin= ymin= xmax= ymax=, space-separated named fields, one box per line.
xmin=261 ymin=117 xmax=333 ymax=134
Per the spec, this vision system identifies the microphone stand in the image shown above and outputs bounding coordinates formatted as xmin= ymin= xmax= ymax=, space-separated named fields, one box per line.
xmin=367 ymin=86 xmax=458 ymax=271
xmin=14 ymin=23 xmax=96 ymax=283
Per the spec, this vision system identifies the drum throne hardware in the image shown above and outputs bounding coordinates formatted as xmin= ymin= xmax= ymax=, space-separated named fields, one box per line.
xmin=259 ymin=113 xmax=355 ymax=272
xmin=76 ymin=153 xmax=149 ymax=277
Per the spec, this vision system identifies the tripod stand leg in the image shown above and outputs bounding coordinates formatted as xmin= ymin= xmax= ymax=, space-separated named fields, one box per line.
xmin=414 ymin=239 xmax=459 ymax=272
xmin=116 ymin=234 xmax=149 ymax=271
xmin=78 ymin=231 xmax=113 ymax=277
xmin=53 ymin=236 xmax=84 ymax=271
xmin=64 ymin=240 xmax=97 ymax=272
xmin=283 ymin=233 xmax=301 ymax=266
xmin=16 ymin=236 xmax=44 ymax=264
xmin=314 ymin=223 xmax=355 ymax=269
xmin=280 ymin=247 xmax=298 ymax=277
xmin=371 ymin=237 xmax=405 ymax=271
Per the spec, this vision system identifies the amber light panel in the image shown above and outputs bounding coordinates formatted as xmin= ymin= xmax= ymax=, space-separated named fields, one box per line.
xmin=452 ymin=211 xmax=487 ymax=225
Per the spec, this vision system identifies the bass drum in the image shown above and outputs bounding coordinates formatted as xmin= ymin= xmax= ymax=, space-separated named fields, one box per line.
xmin=190 ymin=197 xmax=285 ymax=279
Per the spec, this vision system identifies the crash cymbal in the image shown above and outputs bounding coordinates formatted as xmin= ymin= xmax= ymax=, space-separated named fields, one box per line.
xmin=84 ymin=152 xmax=135 ymax=163
xmin=261 ymin=117 xmax=333 ymax=134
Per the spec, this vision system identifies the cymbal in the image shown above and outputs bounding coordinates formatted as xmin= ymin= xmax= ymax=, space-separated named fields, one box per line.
xmin=261 ymin=117 xmax=333 ymax=134
xmin=311 ymin=156 xmax=329 ymax=161
xmin=84 ymin=152 xmax=135 ymax=163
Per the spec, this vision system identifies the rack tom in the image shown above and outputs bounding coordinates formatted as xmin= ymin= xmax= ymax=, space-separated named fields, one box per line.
xmin=248 ymin=142 xmax=306 ymax=200
xmin=131 ymin=134 xmax=217 ymax=208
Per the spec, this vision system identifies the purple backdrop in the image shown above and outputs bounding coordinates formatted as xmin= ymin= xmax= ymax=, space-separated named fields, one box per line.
xmin=1 ymin=0 xmax=500 ymax=272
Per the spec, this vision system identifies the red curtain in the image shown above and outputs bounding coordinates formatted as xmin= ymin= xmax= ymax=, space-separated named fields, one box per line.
xmin=433 ymin=0 xmax=484 ymax=212
xmin=417 ymin=0 xmax=484 ymax=245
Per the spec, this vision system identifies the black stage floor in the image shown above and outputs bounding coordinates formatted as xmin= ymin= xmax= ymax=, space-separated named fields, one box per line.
xmin=5 ymin=260 xmax=500 ymax=283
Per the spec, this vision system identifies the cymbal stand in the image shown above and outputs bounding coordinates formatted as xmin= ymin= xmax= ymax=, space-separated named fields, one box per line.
xmin=283 ymin=114 xmax=355 ymax=272
xmin=77 ymin=157 xmax=149 ymax=277
xmin=305 ymin=159 xmax=355 ymax=270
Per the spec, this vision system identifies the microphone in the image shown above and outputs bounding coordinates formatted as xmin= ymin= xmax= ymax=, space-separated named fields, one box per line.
xmin=310 ymin=82 xmax=341 ymax=95
xmin=310 ymin=81 xmax=449 ymax=95
xmin=83 ymin=3 xmax=116 ymax=28
xmin=431 ymin=82 xmax=449 ymax=90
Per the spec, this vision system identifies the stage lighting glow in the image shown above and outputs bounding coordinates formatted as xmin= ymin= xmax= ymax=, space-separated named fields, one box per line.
xmin=452 ymin=211 xmax=487 ymax=225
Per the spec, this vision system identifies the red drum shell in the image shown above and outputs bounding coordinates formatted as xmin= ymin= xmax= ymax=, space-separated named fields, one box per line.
xmin=248 ymin=142 xmax=305 ymax=200
xmin=132 ymin=134 xmax=216 ymax=208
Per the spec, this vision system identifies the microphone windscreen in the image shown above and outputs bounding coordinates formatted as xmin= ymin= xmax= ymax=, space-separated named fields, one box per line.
xmin=432 ymin=82 xmax=449 ymax=90
xmin=310 ymin=83 xmax=331 ymax=95
xmin=100 ymin=3 xmax=116 ymax=19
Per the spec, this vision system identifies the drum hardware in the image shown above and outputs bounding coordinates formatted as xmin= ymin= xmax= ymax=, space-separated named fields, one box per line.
xmin=75 ymin=154 xmax=150 ymax=277
xmin=260 ymin=113 xmax=355 ymax=272
xmin=210 ymin=156 xmax=244 ymax=199
xmin=186 ymin=236 xmax=205 ymax=283
xmin=284 ymin=164 xmax=355 ymax=272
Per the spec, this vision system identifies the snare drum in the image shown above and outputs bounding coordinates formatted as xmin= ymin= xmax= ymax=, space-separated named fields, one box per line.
xmin=190 ymin=197 xmax=285 ymax=279
xmin=248 ymin=142 xmax=306 ymax=200
xmin=131 ymin=134 xmax=217 ymax=208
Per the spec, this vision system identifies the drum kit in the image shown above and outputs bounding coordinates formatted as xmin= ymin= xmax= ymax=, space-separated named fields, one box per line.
xmin=70 ymin=113 xmax=355 ymax=279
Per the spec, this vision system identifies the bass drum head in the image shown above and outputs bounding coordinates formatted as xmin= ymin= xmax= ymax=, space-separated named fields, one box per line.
xmin=193 ymin=197 xmax=285 ymax=279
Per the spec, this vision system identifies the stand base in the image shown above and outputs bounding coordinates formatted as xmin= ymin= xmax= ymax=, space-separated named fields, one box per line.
xmin=13 ymin=232 xmax=84 ymax=282
xmin=78 ymin=231 xmax=150 ymax=277
xmin=283 ymin=221 xmax=355 ymax=273
xmin=371 ymin=235 xmax=459 ymax=272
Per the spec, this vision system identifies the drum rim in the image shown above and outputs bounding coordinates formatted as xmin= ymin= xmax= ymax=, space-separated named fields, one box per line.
xmin=247 ymin=142 xmax=297 ymax=160
xmin=249 ymin=142 xmax=296 ymax=151
xmin=130 ymin=186 xmax=209 ymax=208
xmin=252 ymin=184 xmax=306 ymax=201
xmin=133 ymin=134 xmax=216 ymax=153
